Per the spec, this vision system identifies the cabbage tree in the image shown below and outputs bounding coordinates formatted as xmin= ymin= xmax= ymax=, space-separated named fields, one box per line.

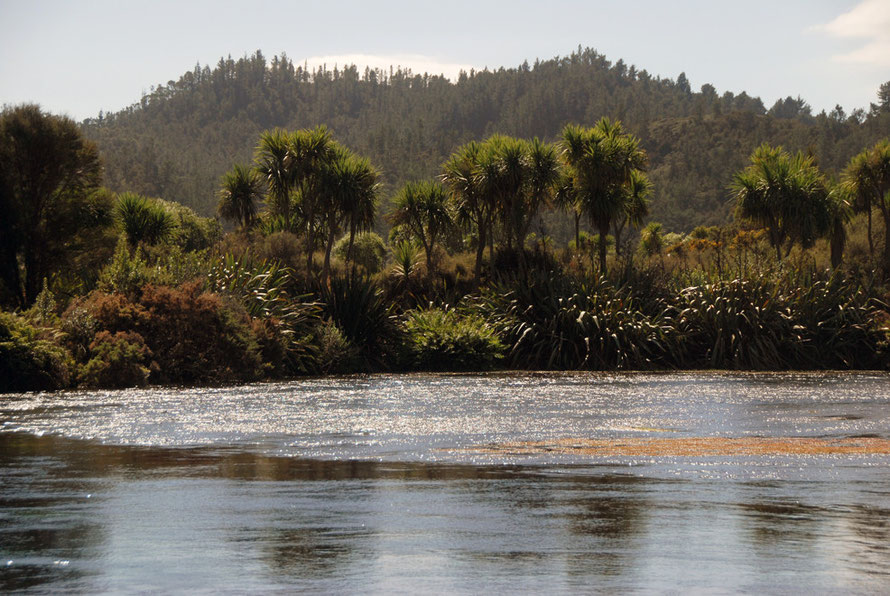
xmin=560 ymin=118 xmax=648 ymax=274
xmin=390 ymin=180 xmax=452 ymax=271
xmin=733 ymin=144 xmax=830 ymax=260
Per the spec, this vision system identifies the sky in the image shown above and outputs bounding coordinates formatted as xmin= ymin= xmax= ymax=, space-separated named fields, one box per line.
xmin=1 ymin=0 xmax=888 ymax=121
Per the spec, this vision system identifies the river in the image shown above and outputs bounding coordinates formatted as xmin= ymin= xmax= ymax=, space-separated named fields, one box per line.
xmin=1 ymin=372 xmax=889 ymax=593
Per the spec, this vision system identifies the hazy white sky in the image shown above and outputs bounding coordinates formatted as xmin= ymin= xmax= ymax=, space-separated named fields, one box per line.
xmin=1 ymin=0 xmax=888 ymax=121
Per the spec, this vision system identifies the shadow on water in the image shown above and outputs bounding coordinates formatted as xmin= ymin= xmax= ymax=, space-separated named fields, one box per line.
xmin=842 ymin=502 xmax=890 ymax=578
xmin=565 ymin=494 xmax=648 ymax=578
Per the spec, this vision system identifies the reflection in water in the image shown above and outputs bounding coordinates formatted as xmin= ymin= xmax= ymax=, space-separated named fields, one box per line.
xmin=0 ymin=525 xmax=103 ymax=593
xmin=0 ymin=435 xmax=106 ymax=592
xmin=565 ymin=493 xmax=648 ymax=580
xmin=2 ymin=372 xmax=890 ymax=592
xmin=258 ymin=527 xmax=361 ymax=579
xmin=740 ymin=498 xmax=825 ymax=575
xmin=569 ymin=496 xmax=647 ymax=539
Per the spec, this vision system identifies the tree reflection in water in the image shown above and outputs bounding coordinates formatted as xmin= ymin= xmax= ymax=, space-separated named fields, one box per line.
xmin=2 ymin=429 xmax=890 ymax=592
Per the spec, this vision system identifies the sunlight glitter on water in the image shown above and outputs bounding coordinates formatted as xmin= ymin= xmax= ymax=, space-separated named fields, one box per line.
xmin=0 ymin=372 xmax=886 ymax=438
xmin=2 ymin=371 xmax=890 ymax=471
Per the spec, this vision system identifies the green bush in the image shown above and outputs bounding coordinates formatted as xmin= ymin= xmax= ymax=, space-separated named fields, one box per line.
xmin=115 ymin=193 xmax=218 ymax=252
xmin=27 ymin=278 xmax=58 ymax=325
xmin=334 ymin=232 xmax=386 ymax=274
xmin=159 ymin=199 xmax=221 ymax=252
xmin=313 ymin=320 xmax=359 ymax=374
xmin=79 ymin=331 xmax=152 ymax=388
xmin=97 ymin=237 xmax=149 ymax=296
xmin=143 ymin=245 xmax=212 ymax=286
xmin=0 ymin=312 xmax=73 ymax=392
xmin=60 ymin=303 xmax=99 ymax=362
xmin=403 ymin=308 xmax=503 ymax=371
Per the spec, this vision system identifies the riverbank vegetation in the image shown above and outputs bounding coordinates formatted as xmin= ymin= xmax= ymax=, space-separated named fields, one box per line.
xmin=3 ymin=70 xmax=890 ymax=391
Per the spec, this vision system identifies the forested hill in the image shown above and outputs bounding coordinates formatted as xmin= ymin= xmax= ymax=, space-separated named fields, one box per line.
xmin=81 ymin=48 xmax=890 ymax=232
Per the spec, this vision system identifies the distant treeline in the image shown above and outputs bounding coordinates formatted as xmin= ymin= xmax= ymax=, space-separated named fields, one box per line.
xmin=81 ymin=48 xmax=890 ymax=234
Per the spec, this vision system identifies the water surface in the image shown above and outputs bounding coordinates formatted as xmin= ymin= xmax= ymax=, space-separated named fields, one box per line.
xmin=2 ymin=372 xmax=889 ymax=592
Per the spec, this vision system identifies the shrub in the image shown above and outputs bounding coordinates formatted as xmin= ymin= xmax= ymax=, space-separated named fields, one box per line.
xmin=334 ymin=232 xmax=387 ymax=274
xmin=568 ymin=231 xmax=596 ymax=252
xmin=313 ymin=320 xmax=359 ymax=374
xmin=27 ymin=278 xmax=58 ymax=325
xmin=160 ymin=199 xmax=221 ymax=252
xmin=403 ymin=308 xmax=503 ymax=371
xmin=209 ymin=255 xmax=320 ymax=373
xmin=0 ymin=311 xmax=73 ymax=392
xmin=136 ymin=283 xmax=263 ymax=384
xmin=258 ymin=231 xmax=303 ymax=270
xmin=318 ymin=275 xmax=401 ymax=371
xmin=60 ymin=303 xmax=99 ymax=362
xmin=490 ymin=246 xmax=559 ymax=277
xmin=142 ymin=245 xmax=211 ymax=286
xmin=97 ymin=237 xmax=149 ymax=296
xmin=68 ymin=283 xmax=265 ymax=384
xmin=79 ymin=331 xmax=152 ymax=388
xmin=247 ymin=318 xmax=290 ymax=377
xmin=70 ymin=290 xmax=149 ymax=335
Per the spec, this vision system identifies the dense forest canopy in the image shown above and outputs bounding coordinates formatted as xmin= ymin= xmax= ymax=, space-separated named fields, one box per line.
xmin=81 ymin=48 xmax=890 ymax=235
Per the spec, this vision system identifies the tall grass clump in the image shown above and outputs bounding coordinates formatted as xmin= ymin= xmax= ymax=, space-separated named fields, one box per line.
xmin=671 ymin=273 xmax=888 ymax=369
xmin=478 ymin=272 xmax=674 ymax=370
xmin=403 ymin=307 xmax=504 ymax=371
xmin=317 ymin=275 xmax=402 ymax=371
xmin=672 ymin=279 xmax=795 ymax=369
xmin=208 ymin=254 xmax=320 ymax=374
xmin=779 ymin=275 xmax=887 ymax=368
